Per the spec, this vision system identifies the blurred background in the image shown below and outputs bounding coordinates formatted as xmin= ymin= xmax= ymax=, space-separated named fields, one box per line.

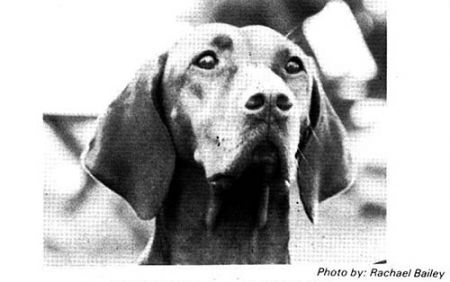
xmin=43 ymin=0 xmax=386 ymax=265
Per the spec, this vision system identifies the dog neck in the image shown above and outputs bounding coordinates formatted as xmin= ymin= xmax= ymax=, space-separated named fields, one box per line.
xmin=140 ymin=160 xmax=291 ymax=264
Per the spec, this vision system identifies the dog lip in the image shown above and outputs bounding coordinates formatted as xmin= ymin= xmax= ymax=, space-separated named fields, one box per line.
xmin=207 ymin=140 xmax=280 ymax=181
xmin=250 ymin=141 xmax=280 ymax=165
xmin=207 ymin=174 xmax=233 ymax=184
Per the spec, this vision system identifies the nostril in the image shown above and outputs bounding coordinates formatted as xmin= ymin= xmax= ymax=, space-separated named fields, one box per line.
xmin=276 ymin=94 xmax=293 ymax=111
xmin=245 ymin=93 xmax=266 ymax=110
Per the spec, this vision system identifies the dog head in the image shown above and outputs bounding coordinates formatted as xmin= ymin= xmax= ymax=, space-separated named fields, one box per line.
xmin=83 ymin=23 xmax=353 ymax=223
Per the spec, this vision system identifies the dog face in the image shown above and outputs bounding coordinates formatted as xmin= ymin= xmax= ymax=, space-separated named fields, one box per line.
xmin=83 ymin=23 xmax=353 ymax=224
xmin=162 ymin=24 xmax=312 ymax=182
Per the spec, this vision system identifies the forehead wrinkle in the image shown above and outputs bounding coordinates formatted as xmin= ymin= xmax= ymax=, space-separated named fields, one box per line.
xmin=271 ymin=48 xmax=291 ymax=68
xmin=210 ymin=34 xmax=234 ymax=51
xmin=274 ymin=48 xmax=292 ymax=61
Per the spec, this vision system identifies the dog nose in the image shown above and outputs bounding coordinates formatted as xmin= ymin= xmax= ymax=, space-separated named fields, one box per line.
xmin=275 ymin=94 xmax=293 ymax=111
xmin=245 ymin=93 xmax=292 ymax=112
xmin=245 ymin=93 xmax=266 ymax=110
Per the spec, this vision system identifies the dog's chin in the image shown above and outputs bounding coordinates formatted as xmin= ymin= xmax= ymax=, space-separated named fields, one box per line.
xmin=204 ymin=140 xmax=292 ymax=230
xmin=250 ymin=142 xmax=280 ymax=166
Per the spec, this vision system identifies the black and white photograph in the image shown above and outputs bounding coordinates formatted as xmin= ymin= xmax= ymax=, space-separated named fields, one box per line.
xmin=2 ymin=0 xmax=449 ymax=281
xmin=43 ymin=0 xmax=387 ymax=266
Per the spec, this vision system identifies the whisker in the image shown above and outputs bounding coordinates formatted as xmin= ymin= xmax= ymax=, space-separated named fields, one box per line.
xmin=297 ymin=149 xmax=308 ymax=162
xmin=207 ymin=12 xmax=217 ymax=23
xmin=296 ymin=149 xmax=314 ymax=174
xmin=285 ymin=23 xmax=302 ymax=41
xmin=310 ymin=128 xmax=323 ymax=148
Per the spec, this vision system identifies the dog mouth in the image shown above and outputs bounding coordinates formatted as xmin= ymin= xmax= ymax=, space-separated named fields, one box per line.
xmin=208 ymin=138 xmax=282 ymax=180
xmin=228 ymin=133 xmax=293 ymax=179
xmin=249 ymin=141 xmax=280 ymax=166
xmin=195 ymin=117 xmax=297 ymax=183
xmin=198 ymin=124 xmax=295 ymax=231
xmin=205 ymin=140 xmax=285 ymax=231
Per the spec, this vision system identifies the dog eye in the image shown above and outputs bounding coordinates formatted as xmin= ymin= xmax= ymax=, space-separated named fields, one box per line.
xmin=285 ymin=57 xmax=304 ymax=74
xmin=193 ymin=51 xmax=218 ymax=70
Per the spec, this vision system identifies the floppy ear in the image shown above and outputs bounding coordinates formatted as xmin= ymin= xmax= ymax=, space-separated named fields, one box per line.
xmin=297 ymin=65 xmax=354 ymax=223
xmin=82 ymin=53 xmax=175 ymax=220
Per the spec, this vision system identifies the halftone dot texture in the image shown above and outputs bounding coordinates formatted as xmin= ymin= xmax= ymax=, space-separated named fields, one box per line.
xmin=44 ymin=95 xmax=386 ymax=266
xmin=44 ymin=6 xmax=386 ymax=264
xmin=44 ymin=120 xmax=151 ymax=266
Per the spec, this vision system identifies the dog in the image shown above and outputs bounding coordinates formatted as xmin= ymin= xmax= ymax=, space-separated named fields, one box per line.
xmin=82 ymin=23 xmax=353 ymax=264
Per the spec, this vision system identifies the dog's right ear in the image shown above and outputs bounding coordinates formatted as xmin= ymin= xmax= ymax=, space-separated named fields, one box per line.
xmin=82 ymin=53 xmax=175 ymax=220
xmin=297 ymin=58 xmax=354 ymax=223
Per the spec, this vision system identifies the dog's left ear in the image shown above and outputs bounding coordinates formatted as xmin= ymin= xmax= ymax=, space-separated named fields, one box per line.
xmin=297 ymin=62 xmax=354 ymax=223
xmin=82 ymin=53 xmax=175 ymax=220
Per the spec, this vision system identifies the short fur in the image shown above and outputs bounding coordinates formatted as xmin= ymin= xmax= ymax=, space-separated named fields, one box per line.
xmin=83 ymin=23 xmax=353 ymax=264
